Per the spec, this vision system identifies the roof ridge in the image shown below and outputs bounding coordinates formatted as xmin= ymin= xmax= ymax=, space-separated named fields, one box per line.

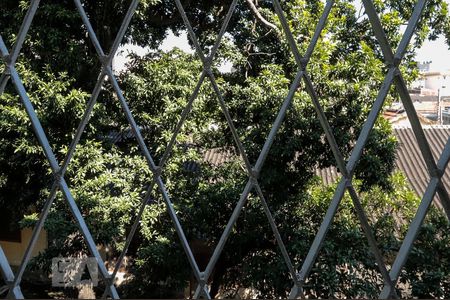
xmin=393 ymin=125 xmax=450 ymax=129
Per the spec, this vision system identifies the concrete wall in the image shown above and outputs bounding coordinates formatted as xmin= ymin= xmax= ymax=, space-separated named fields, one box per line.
xmin=423 ymin=72 xmax=450 ymax=96
xmin=0 ymin=228 xmax=47 ymax=266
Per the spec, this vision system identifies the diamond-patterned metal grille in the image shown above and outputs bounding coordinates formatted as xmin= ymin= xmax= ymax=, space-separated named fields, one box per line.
xmin=1 ymin=0 xmax=449 ymax=299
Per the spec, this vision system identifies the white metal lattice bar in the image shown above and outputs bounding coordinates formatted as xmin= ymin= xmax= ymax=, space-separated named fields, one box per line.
xmin=0 ymin=246 xmax=23 ymax=299
xmin=9 ymin=1 xmax=139 ymax=295
xmin=379 ymin=138 xmax=450 ymax=298
xmin=363 ymin=0 xmax=450 ymax=219
xmin=292 ymin=0 xmax=429 ymax=296
xmin=106 ymin=70 xmax=208 ymax=294
xmin=0 ymin=0 xmax=40 ymax=94
xmin=72 ymin=3 xmax=210 ymax=297
xmin=1 ymin=0 xmax=449 ymax=298
xmin=270 ymin=0 xmax=400 ymax=297
xmin=191 ymin=0 xmax=339 ymax=296
xmin=0 ymin=36 xmax=119 ymax=299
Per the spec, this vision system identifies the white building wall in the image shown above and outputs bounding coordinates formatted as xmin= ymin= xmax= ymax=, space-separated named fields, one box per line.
xmin=423 ymin=72 xmax=450 ymax=96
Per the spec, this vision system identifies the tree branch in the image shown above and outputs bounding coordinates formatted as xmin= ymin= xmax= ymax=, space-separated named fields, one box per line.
xmin=244 ymin=0 xmax=277 ymax=31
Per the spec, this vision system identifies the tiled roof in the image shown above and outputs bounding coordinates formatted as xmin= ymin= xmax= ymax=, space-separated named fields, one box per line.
xmin=315 ymin=126 xmax=450 ymax=207
xmin=184 ymin=148 xmax=235 ymax=172
xmin=316 ymin=165 xmax=340 ymax=186
xmin=111 ymin=125 xmax=450 ymax=207
xmin=394 ymin=126 xmax=450 ymax=205
xmin=203 ymin=148 xmax=234 ymax=165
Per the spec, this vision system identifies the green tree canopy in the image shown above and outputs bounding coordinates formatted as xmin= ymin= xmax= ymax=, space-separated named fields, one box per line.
xmin=1 ymin=0 xmax=450 ymax=298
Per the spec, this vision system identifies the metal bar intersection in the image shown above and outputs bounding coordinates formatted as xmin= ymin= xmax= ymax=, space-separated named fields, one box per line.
xmin=0 ymin=0 xmax=449 ymax=299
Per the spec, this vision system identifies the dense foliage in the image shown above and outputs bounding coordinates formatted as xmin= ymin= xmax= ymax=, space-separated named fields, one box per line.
xmin=1 ymin=0 xmax=450 ymax=298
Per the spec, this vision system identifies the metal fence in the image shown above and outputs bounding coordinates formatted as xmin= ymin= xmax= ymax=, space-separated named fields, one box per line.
xmin=1 ymin=0 xmax=449 ymax=298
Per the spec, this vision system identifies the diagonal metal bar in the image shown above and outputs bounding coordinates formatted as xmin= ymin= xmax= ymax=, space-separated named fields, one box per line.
xmin=74 ymin=2 xmax=104 ymax=58
xmin=7 ymin=0 xmax=41 ymax=65
xmin=394 ymin=0 xmax=427 ymax=61
xmin=12 ymin=181 xmax=58 ymax=288
xmin=2 ymin=0 xmax=447 ymax=298
xmin=191 ymin=1 xmax=336 ymax=298
xmin=10 ymin=0 xmax=133 ymax=283
xmin=108 ymin=11 xmax=236 ymax=283
xmin=290 ymin=131 xmax=398 ymax=297
xmin=295 ymin=32 xmax=399 ymax=300
xmin=106 ymin=71 xmax=207 ymax=293
xmin=73 ymin=1 xmax=215 ymax=296
xmin=272 ymin=0 xmax=302 ymax=66
xmin=297 ymin=3 xmax=426 ymax=296
xmin=172 ymin=0 xmax=207 ymax=63
xmin=254 ymin=184 xmax=301 ymax=286
xmin=299 ymin=76 xmax=397 ymax=285
xmin=132 ymin=0 xmax=236 ymax=195
xmin=272 ymin=0 xmax=334 ymax=67
xmin=0 ymin=0 xmax=41 ymax=94
xmin=255 ymin=69 xmax=304 ymax=171
xmin=254 ymin=0 xmax=334 ymax=173
xmin=193 ymin=179 xmax=255 ymax=299
xmin=173 ymin=1 xmax=261 ymax=297
xmin=102 ymin=0 xmax=240 ymax=293
xmin=193 ymin=1 xmax=339 ymax=297
xmin=292 ymin=175 xmax=348 ymax=283
xmin=304 ymin=0 xmax=334 ymax=65
xmin=379 ymin=138 xmax=450 ymax=298
xmin=272 ymin=0 xmax=398 ymax=296
xmin=193 ymin=178 xmax=304 ymax=299
xmin=10 ymin=1 xmax=139 ymax=292
xmin=346 ymin=68 xmax=397 ymax=174
xmin=292 ymin=68 xmax=394 ymax=298
xmin=361 ymin=0 xmax=396 ymax=65
xmin=108 ymin=1 xmax=240 ymax=295
xmin=272 ymin=0 xmax=347 ymax=176
xmin=346 ymin=185 xmax=398 ymax=298
xmin=0 ymin=36 xmax=119 ymax=299
xmin=198 ymin=69 xmax=305 ymax=298
xmin=174 ymin=0 xmax=254 ymax=176
xmin=346 ymin=0 xmax=425 ymax=175
xmin=361 ymin=0 xmax=432 ymax=165
xmin=105 ymin=10 xmax=228 ymax=286
xmin=2 ymin=57 xmax=119 ymax=300
xmin=395 ymin=76 xmax=437 ymax=173
xmin=302 ymin=72 xmax=347 ymax=174
xmin=394 ymin=73 xmax=450 ymax=219
xmin=192 ymin=19 xmax=304 ymax=300
xmin=205 ymin=71 xmax=253 ymax=173
xmin=363 ymin=0 xmax=437 ymax=175
xmin=294 ymin=0 xmax=430 ymax=297
xmin=362 ymin=0 xmax=450 ymax=219
xmin=12 ymin=69 xmax=106 ymax=292
xmin=0 ymin=246 xmax=24 ymax=299
xmin=196 ymin=175 xmax=305 ymax=298
xmin=107 ymin=55 xmax=206 ymax=296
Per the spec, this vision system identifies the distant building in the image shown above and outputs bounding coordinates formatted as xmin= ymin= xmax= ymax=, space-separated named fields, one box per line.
xmin=421 ymin=70 xmax=450 ymax=97
xmin=383 ymin=101 xmax=439 ymax=126
xmin=412 ymin=62 xmax=450 ymax=97
xmin=417 ymin=61 xmax=432 ymax=72
xmin=408 ymin=62 xmax=450 ymax=123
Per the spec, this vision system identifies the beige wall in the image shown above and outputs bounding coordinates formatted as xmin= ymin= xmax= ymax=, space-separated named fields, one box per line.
xmin=423 ymin=73 xmax=450 ymax=96
xmin=0 ymin=228 xmax=47 ymax=266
